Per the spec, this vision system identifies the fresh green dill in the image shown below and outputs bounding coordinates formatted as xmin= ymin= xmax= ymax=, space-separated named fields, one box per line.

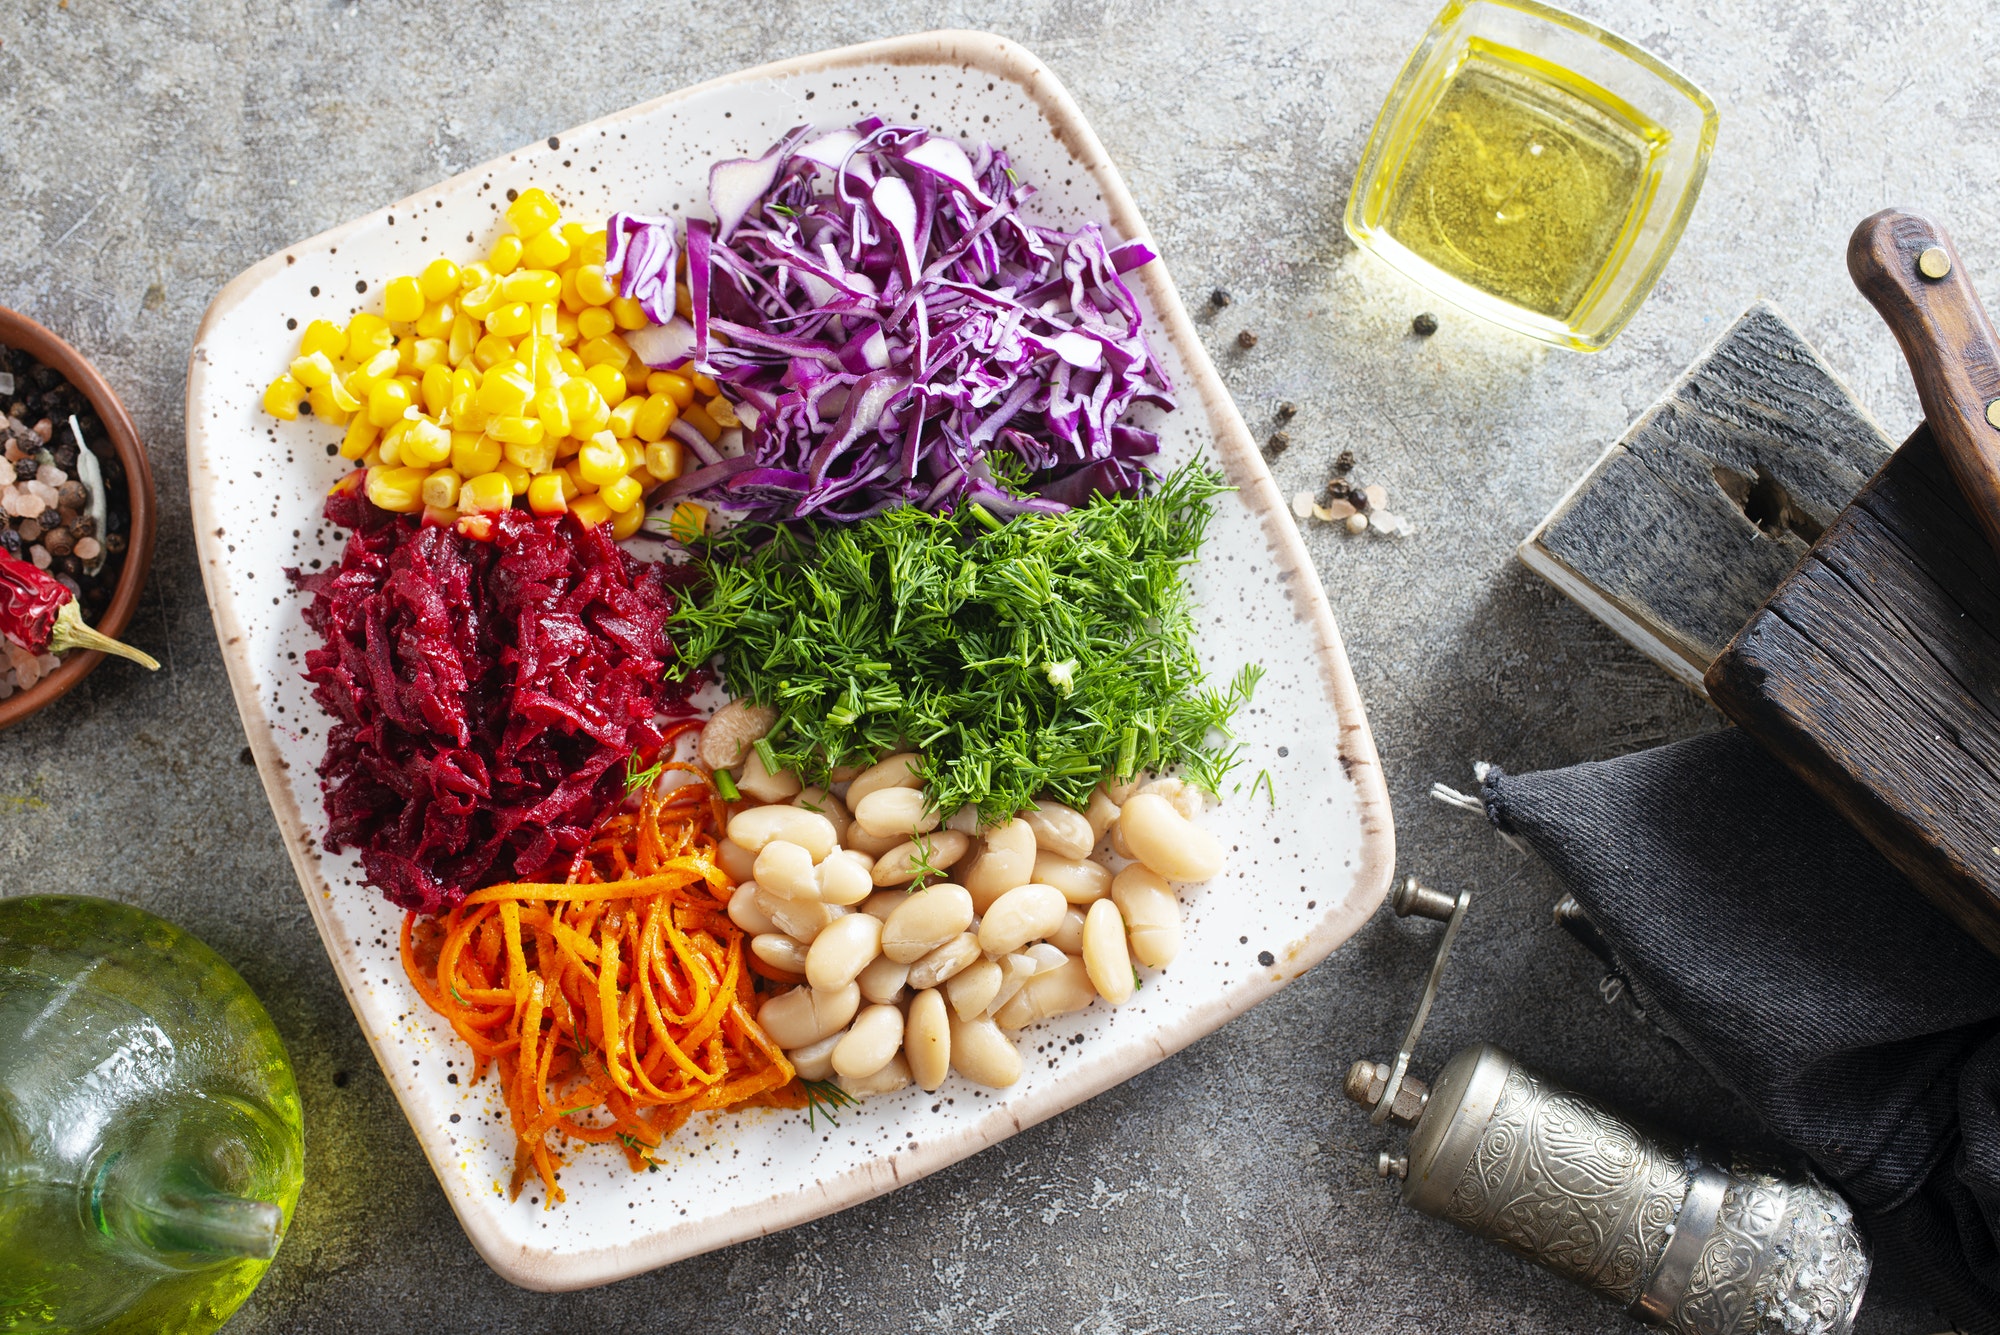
xmin=800 ymin=1077 xmax=858 ymax=1129
xmin=623 ymin=750 xmax=666 ymax=797
xmin=671 ymin=460 xmax=1256 ymax=823
xmin=1249 ymin=767 xmax=1277 ymax=810
xmin=905 ymin=833 xmax=947 ymax=889
xmin=712 ymin=768 xmax=741 ymax=801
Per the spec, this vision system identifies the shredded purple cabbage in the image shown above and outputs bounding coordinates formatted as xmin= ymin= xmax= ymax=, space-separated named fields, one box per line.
xmin=623 ymin=118 xmax=1175 ymax=521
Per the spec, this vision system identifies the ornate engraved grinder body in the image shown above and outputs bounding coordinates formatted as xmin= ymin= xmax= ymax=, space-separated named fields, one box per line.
xmin=1344 ymin=881 xmax=1869 ymax=1335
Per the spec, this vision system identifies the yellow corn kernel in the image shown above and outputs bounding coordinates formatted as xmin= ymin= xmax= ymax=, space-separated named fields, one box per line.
xmin=583 ymin=363 xmax=627 ymax=407
xmin=421 ymin=363 xmax=453 ymax=417
xmin=460 ymin=273 xmax=503 ymax=320
xmin=707 ymin=396 xmax=741 ymax=429
xmin=556 ymin=466 xmax=581 ymax=499
xmin=345 ymin=347 xmax=399 ymax=394
xmin=680 ymin=401 xmax=721 ymax=444
xmin=522 ymin=336 xmax=564 ymax=387
xmin=536 ymin=303 xmax=560 ymax=339
xmin=299 ymin=318 xmax=348 ymax=360
xmin=644 ymin=439 xmax=683 ymax=482
xmin=485 ymin=302 xmax=534 ymax=338
xmin=578 ymin=334 xmax=632 ymax=371
xmin=522 ymin=227 xmax=571 ymax=269
xmin=410 ymin=338 xmax=448 ymax=372
xmin=288 ymin=350 xmax=336 ymax=389
xmin=360 ymin=445 xmax=384 ymax=469
xmin=402 ymin=416 xmax=453 ymax=466
xmin=559 ymin=266 xmax=585 ymax=312
xmin=421 ymin=467 xmax=463 ymax=510
xmin=648 ymin=370 xmax=695 ymax=410
xmin=691 ymin=371 xmax=719 ymax=396
xmin=559 ymin=378 xmax=609 ymax=436
xmin=451 ymin=430 xmax=502 ymax=477
xmin=458 ymin=261 xmax=493 ymax=293
xmin=555 ymin=309 xmax=580 ymax=345
xmin=420 ymin=258 xmax=462 ymax=302
xmin=306 ymin=385 xmax=351 ymax=425
xmin=340 ymin=418 xmax=380 ymax=460
xmin=472 ymin=332 xmax=515 ymax=371
xmin=367 ymin=378 xmax=415 ymax=428
xmin=581 ymin=229 xmax=608 ymax=266
xmin=459 ymin=471 xmax=513 ymax=514
xmin=393 ymin=335 xmax=417 ymax=375
xmin=574 ymin=263 xmax=617 ymax=307
xmin=526 ymin=471 xmax=569 ymax=516
xmin=488 ymin=233 xmax=525 ymax=275
xmin=477 ymin=367 xmax=535 ymax=417
xmin=494 ymin=458 xmax=532 ymax=495
xmin=504 ymin=439 xmax=555 ymax=474
xmin=556 ymin=349 xmax=586 ymax=377
xmin=569 ymin=494 xmax=613 ymax=529
xmin=502 ymin=269 xmax=562 ymax=305
xmin=621 ymin=439 xmax=645 ymax=473
xmin=346 ymin=313 xmax=395 ymax=360
xmin=577 ymin=306 xmax=616 ymax=342
xmin=365 ymin=465 xmax=428 ymax=513
xmin=668 ymin=501 xmax=707 ymax=543
xmin=533 ymin=385 xmax=570 ymax=438
xmin=506 ymin=187 xmax=560 ymax=238
xmin=489 ymin=414 xmax=545 ymax=447
xmin=675 ymin=284 xmax=693 ymax=319
xmin=609 ymin=296 xmax=647 ymax=330
xmin=324 ymin=373 xmax=362 ymax=414
xmin=415 ymin=300 xmax=455 ymax=339
xmin=384 ymin=276 xmax=426 ymax=324
xmin=446 ymin=365 xmax=482 ymax=414
xmin=576 ymin=435 xmax=627 ymax=487
xmin=598 ymin=473 xmax=643 ymax=514
xmin=605 ymin=398 xmax=641 ymax=439
xmin=379 ymin=418 xmax=410 ymax=466
xmin=629 ymin=393 xmax=674 ymax=443
xmin=448 ymin=313 xmax=479 ymax=365
xmin=609 ymin=501 xmax=645 ymax=540
xmin=421 ymin=504 xmax=459 ymax=528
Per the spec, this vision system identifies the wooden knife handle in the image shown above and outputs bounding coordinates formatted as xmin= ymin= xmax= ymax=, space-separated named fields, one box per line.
xmin=1849 ymin=209 xmax=2000 ymax=556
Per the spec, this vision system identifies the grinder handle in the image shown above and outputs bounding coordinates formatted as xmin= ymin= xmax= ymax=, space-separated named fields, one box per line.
xmin=1849 ymin=209 xmax=2000 ymax=557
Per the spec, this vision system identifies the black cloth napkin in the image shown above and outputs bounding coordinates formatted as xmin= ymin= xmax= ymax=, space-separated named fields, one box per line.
xmin=1480 ymin=728 xmax=2000 ymax=1333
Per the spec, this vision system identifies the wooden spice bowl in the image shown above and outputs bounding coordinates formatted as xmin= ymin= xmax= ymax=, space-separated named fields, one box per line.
xmin=0 ymin=305 xmax=157 ymax=731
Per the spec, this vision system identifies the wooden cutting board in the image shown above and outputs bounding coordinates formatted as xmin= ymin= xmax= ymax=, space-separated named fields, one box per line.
xmin=1707 ymin=211 xmax=2000 ymax=956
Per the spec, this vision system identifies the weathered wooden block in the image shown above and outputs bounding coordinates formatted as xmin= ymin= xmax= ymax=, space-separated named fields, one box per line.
xmin=1519 ymin=301 xmax=1894 ymax=690
xmin=1707 ymin=424 xmax=2000 ymax=958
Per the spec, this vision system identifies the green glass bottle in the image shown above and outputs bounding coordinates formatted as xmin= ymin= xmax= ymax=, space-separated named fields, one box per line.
xmin=0 ymin=896 xmax=304 ymax=1334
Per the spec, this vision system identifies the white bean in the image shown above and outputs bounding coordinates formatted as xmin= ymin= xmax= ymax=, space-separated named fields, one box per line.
xmin=881 ymin=883 xmax=975 ymax=962
xmin=1116 ymin=793 xmax=1224 ymax=883
xmin=1021 ymin=799 xmax=1094 ymax=860
xmin=815 ymin=849 xmax=875 ymax=906
xmin=716 ymin=838 xmax=759 ymax=885
xmin=985 ymin=957 xmax=1032 ymax=1018
xmin=831 ymin=1003 xmax=905 ymax=1079
xmin=754 ymin=840 xmax=820 ymax=902
xmin=757 ymin=982 xmax=860 ymax=1048
xmin=871 ymin=832 xmax=969 ymax=886
xmin=1137 ymin=776 xmax=1205 ymax=821
xmin=1023 ymin=942 xmax=1069 ymax=974
xmin=837 ymin=1052 xmax=912 ymax=1098
xmin=786 ymin=1030 xmax=843 ymax=1082
xmin=995 ymin=957 xmax=1095 ymax=1029
xmin=1031 ymin=849 xmax=1112 ymax=904
xmin=1111 ymin=865 xmax=1182 ymax=968
xmin=1048 ymin=906 xmax=1087 ymax=954
xmin=1104 ymin=773 xmax=1143 ymax=804
xmin=977 ymin=883 xmax=1068 ymax=956
xmin=948 ymin=1014 xmax=1022 ymax=1088
xmin=751 ymin=933 xmax=810 ymax=975
xmin=728 ymin=806 xmax=837 ymax=860
xmin=756 ymin=890 xmax=843 ymax=944
xmin=842 ymin=822 xmax=911 ymax=857
xmin=793 ymin=787 xmax=851 ymax=846
xmin=944 ymin=805 xmax=982 ymax=835
xmin=727 ymin=882 xmax=776 ymax=935
xmin=860 ymin=889 xmax=907 ymax=921
xmin=963 ymin=818 xmax=1036 ymax=913
xmin=805 ymin=912 xmax=882 ymax=991
xmin=907 ymin=932 xmax=980 ymax=990
xmin=857 ymin=954 xmax=911 ymax=1005
xmin=906 ymin=988 xmax=951 ymax=1092
xmin=1110 ymin=820 xmax=1135 ymax=861
xmin=1083 ymin=899 xmax=1135 ymax=1004
xmin=853 ymin=786 xmax=939 ymax=839
xmin=737 ymin=747 xmax=801 ymax=802
xmin=845 ymin=751 xmax=923 ymax=807
xmin=1084 ymin=786 xmax=1122 ymax=843
xmin=944 ymin=959 xmax=1003 ymax=1021
xmin=698 ymin=699 xmax=776 ymax=769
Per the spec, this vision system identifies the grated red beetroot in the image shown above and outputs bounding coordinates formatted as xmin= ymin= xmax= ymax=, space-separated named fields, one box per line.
xmin=289 ymin=487 xmax=698 ymax=915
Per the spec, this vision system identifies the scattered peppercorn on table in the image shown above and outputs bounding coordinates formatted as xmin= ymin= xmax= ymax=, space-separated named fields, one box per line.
xmin=261 ymin=188 xmax=726 ymax=541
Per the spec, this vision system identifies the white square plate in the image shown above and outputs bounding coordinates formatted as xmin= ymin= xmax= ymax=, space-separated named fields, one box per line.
xmin=186 ymin=31 xmax=1395 ymax=1292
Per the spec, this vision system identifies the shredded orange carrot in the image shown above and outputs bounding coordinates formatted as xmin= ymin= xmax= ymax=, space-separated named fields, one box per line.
xmin=402 ymin=767 xmax=804 ymax=1206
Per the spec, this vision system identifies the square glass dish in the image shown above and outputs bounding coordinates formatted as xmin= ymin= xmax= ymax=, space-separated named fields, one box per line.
xmin=1345 ymin=0 xmax=1718 ymax=351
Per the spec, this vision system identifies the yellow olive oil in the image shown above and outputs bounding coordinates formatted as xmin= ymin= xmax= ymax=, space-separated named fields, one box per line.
xmin=1378 ymin=39 xmax=1669 ymax=322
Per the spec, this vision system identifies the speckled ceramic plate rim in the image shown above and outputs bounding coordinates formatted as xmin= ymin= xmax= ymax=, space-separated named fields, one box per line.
xmin=186 ymin=30 xmax=1396 ymax=1291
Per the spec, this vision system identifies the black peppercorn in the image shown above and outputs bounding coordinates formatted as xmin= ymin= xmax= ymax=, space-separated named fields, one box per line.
xmin=1275 ymin=401 xmax=1297 ymax=422
xmin=1210 ymin=287 xmax=1232 ymax=307
xmin=1412 ymin=312 xmax=1439 ymax=336
xmin=1236 ymin=329 xmax=1258 ymax=349
xmin=105 ymin=532 xmax=127 ymax=555
xmin=55 ymin=555 xmax=82 ymax=579
xmin=1333 ymin=449 xmax=1356 ymax=475
xmin=0 ymin=528 xmax=18 ymax=559
xmin=37 ymin=508 xmax=59 ymax=530
xmin=1265 ymin=431 xmax=1292 ymax=459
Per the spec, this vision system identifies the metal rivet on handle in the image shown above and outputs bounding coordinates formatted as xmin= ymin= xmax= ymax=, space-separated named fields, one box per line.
xmin=1988 ymin=400 xmax=2000 ymax=430
xmin=1919 ymin=246 xmax=1952 ymax=280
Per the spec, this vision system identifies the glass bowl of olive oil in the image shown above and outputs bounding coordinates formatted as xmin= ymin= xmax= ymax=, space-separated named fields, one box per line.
xmin=1346 ymin=0 xmax=1717 ymax=351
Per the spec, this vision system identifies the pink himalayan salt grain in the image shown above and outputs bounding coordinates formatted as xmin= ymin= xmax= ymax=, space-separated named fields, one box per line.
xmin=35 ymin=464 xmax=65 ymax=487
xmin=28 ymin=546 xmax=49 ymax=570
xmin=27 ymin=480 xmax=57 ymax=507
xmin=0 ymin=460 xmax=14 ymax=486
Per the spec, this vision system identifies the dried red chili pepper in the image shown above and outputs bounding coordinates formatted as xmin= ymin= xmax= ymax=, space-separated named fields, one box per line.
xmin=0 ymin=552 xmax=157 ymax=669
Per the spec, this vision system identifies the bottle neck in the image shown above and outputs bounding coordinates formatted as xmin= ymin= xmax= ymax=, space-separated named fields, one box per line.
xmin=94 ymin=1164 xmax=283 ymax=1263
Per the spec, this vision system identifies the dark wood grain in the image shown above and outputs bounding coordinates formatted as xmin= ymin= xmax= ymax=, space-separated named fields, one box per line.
xmin=1848 ymin=210 xmax=2000 ymax=557
xmin=1520 ymin=301 xmax=1891 ymax=688
xmin=1708 ymin=424 xmax=2000 ymax=957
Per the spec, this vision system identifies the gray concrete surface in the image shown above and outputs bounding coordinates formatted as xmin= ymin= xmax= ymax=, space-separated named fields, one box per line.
xmin=1 ymin=0 xmax=1992 ymax=1330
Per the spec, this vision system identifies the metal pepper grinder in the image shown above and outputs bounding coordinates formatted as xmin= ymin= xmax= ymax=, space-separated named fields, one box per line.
xmin=1344 ymin=879 xmax=1870 ymax=1335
